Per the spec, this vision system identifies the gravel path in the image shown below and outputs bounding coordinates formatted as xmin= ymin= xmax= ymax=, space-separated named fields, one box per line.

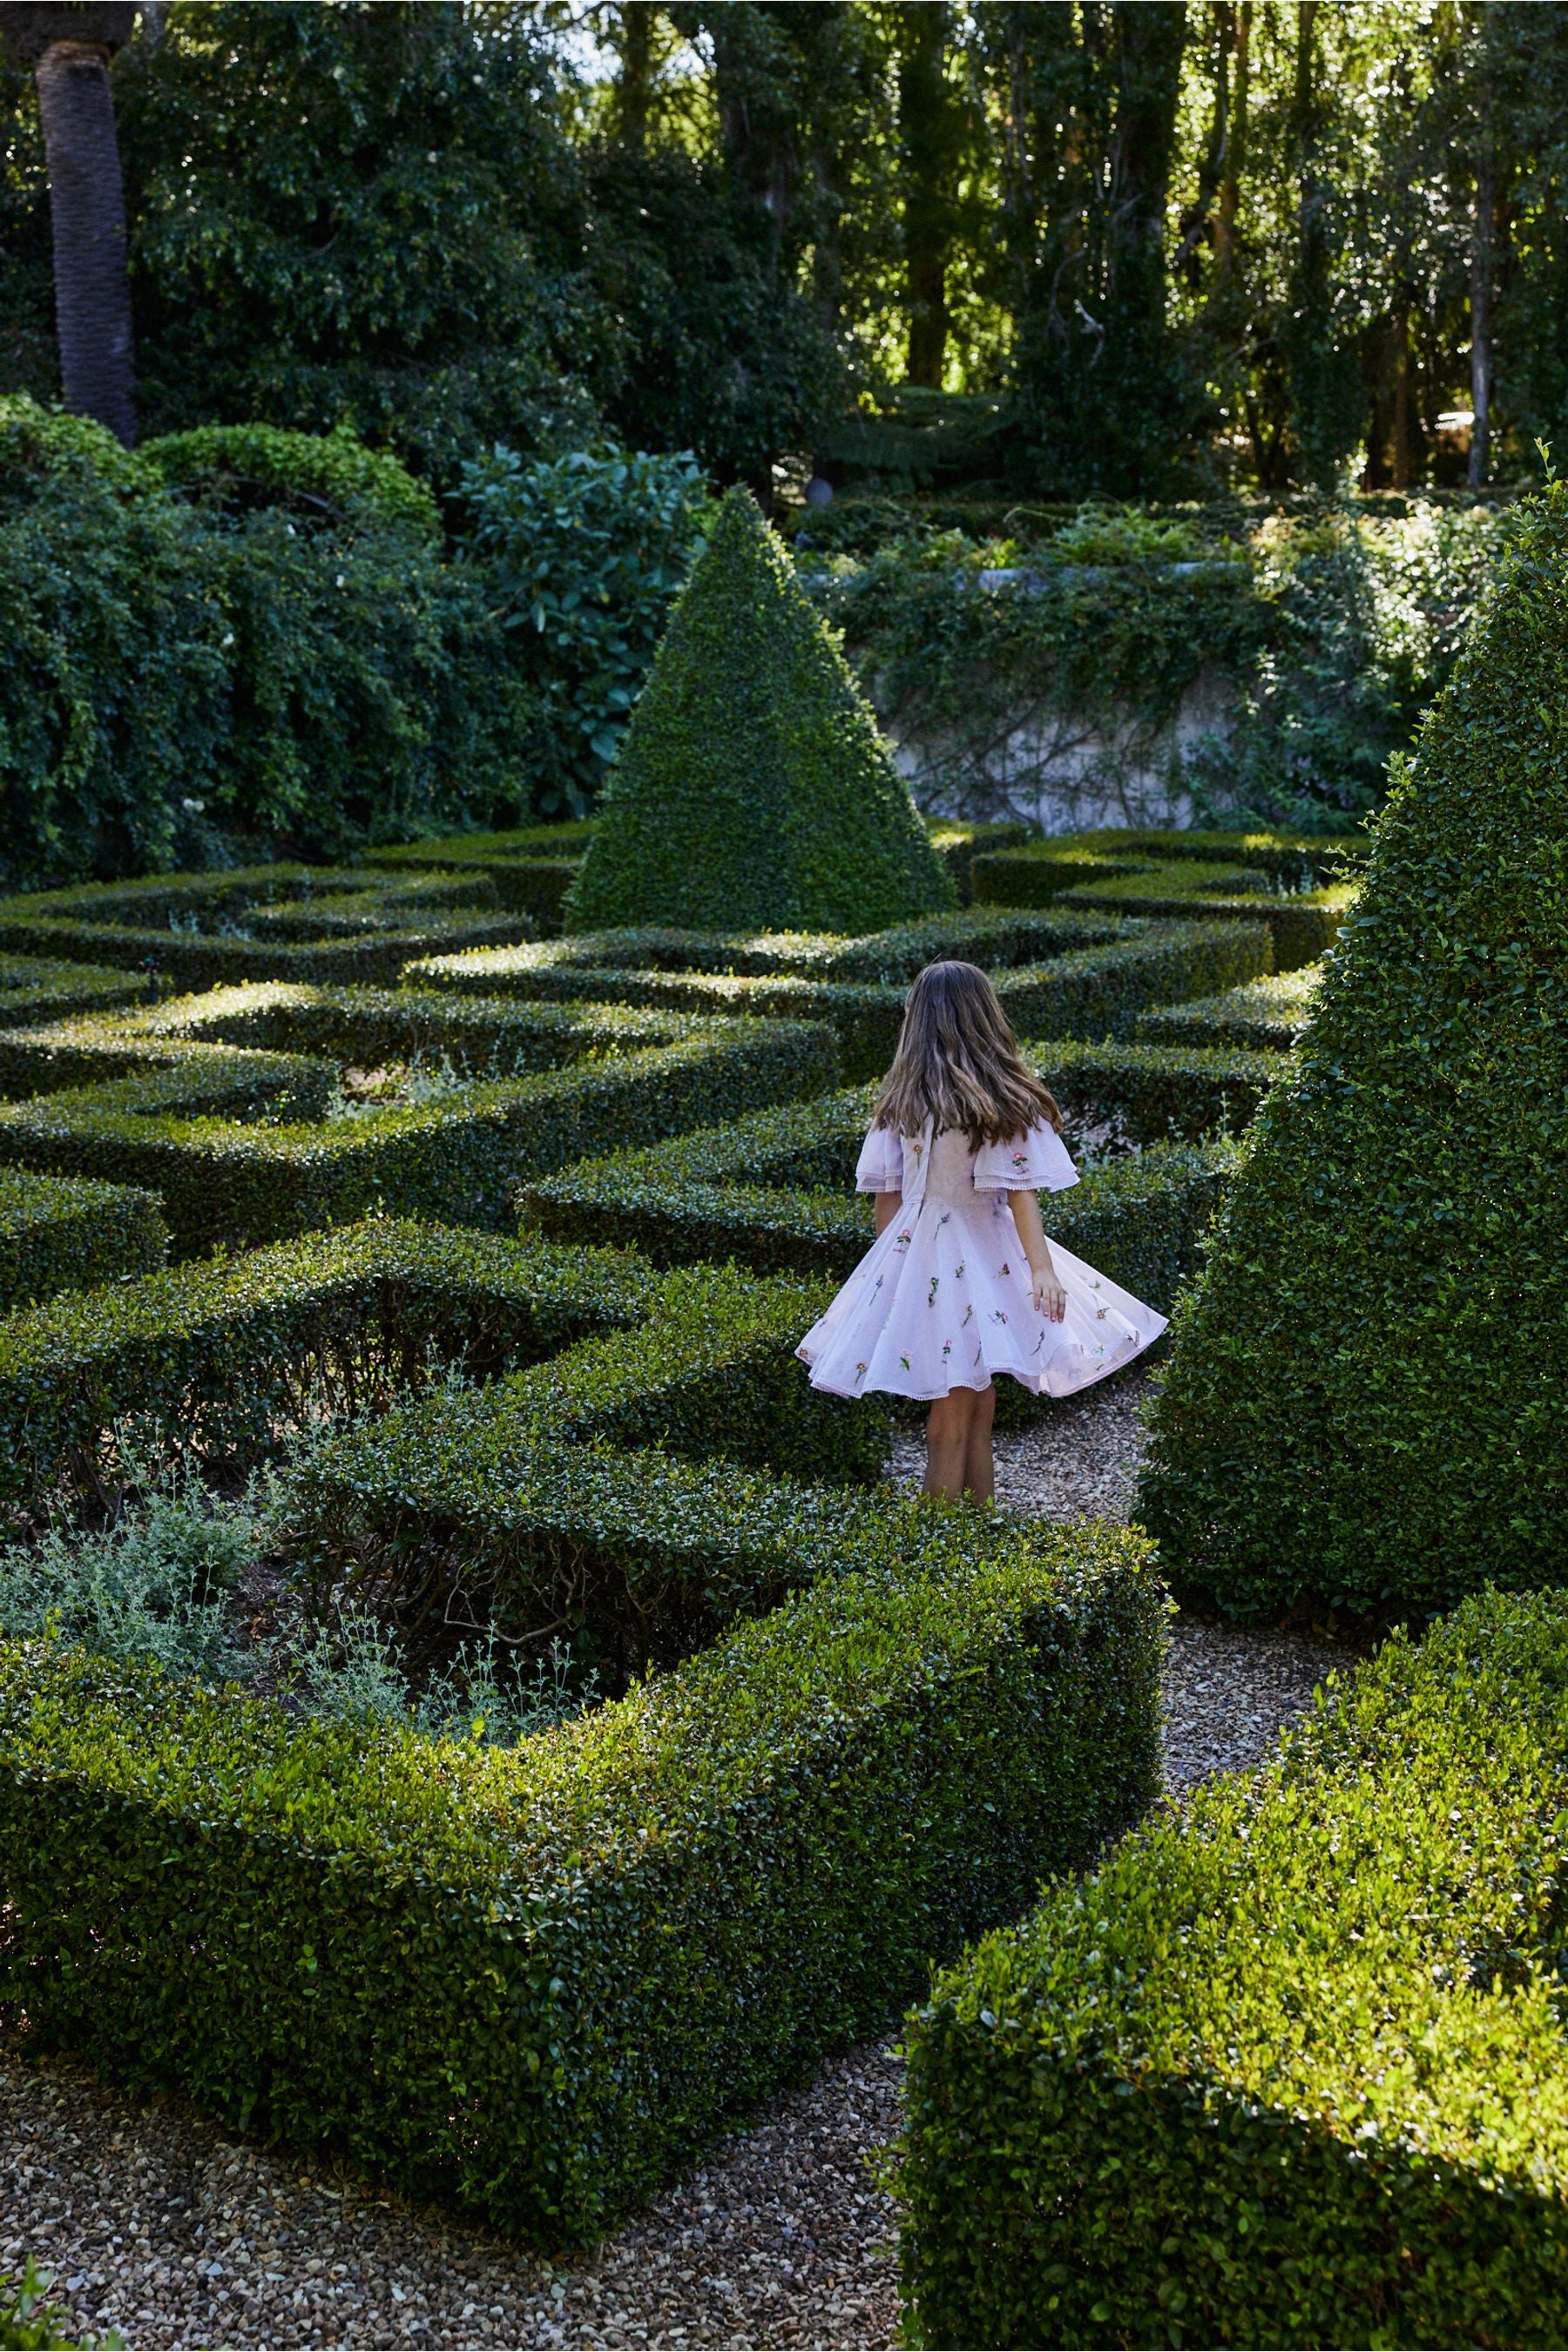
xmin=1 ymin=1369 xmax=1345 ymax=2351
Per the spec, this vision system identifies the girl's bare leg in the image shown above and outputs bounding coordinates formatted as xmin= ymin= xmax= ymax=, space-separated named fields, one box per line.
xmin=924 ymin=1387 xmax=979 ymax=1498
xmin=962 ymin=1382 xmax=997 ymax=1504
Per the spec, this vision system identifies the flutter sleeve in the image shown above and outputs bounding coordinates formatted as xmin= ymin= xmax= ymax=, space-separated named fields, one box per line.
xmin=974 ymin=1119 xmax=1079 ymax=1194
xmin=855 ymin=1125 xmax=905 ymax=1194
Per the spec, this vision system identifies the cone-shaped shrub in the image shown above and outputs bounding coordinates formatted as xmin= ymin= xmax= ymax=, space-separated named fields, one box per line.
xmin=1138 ymin=484 xmax=1568 ymax=1620
xmin=564 ymin=488 xmax=952 ymax=934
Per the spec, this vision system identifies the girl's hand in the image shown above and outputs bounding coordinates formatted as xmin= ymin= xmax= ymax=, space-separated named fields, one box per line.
xmin=1031 ymin=1259 xmax=1067 ymax=1322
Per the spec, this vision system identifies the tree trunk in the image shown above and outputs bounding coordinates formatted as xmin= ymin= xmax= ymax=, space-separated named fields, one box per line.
xmin=898 ymin=1 xmax=956 ymax=389
xmin=35 ymin=35 xmax=136 ymax=445
xmin=1213 ymin=0 xmax=1250 ymax=293
xmin=1469 ymin=91 xmax=1494 ymax=487
xmin=612 ymin=3 xmax=654 ymax=152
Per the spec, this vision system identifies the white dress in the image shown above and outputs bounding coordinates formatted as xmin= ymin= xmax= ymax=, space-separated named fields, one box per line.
xmin=796 ymin=1117 xmax=1167 ymax=1402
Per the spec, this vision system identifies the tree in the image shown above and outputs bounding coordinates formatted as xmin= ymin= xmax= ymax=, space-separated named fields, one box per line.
xmin=0 ymin=1 xmax=137 ymax=445
xmin=1138 ymin=480 xmax=1568 ymax=1619
xmin=564 ymin=486 xmax=952 ymax=934
xmin=894 ymin=2 xmax=970 ymax=389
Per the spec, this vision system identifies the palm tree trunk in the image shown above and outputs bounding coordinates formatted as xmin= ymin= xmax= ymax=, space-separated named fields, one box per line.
xmin=35 ymin=34 xmax=137 ymax=445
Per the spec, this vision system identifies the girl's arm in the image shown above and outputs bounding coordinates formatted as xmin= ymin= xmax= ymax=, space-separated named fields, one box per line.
xmin=875 ymin=1190 xmax=902 ymax=1238
xmin=1009 ymin=1188 xmax=1067 ymax=1321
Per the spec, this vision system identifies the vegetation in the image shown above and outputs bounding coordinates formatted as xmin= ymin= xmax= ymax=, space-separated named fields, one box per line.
xmin=565 ymin=488 xmax=951 ymax=933
xmin=1139 ymin=481 xmax=1568 ymax=1621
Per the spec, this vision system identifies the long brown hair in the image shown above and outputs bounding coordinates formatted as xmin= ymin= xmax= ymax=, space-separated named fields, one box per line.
xmin=873 ymin=960 xmax=1064 ymax=1145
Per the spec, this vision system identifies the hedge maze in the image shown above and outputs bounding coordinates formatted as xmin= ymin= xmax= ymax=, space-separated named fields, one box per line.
xmin=0 ymin=824 xmax=1348 ymax=2258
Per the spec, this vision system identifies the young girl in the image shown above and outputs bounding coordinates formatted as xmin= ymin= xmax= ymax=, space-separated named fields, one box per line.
xmin=797 ymin=959 xmax=1167 ymax=1503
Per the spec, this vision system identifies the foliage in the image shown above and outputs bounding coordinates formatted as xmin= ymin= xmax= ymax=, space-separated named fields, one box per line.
xmin=459 ymin=443 xmax=708 ymax=811
xmin=0 ymin=1522 xmax=1161 ymax=2246
xmin=895 ymin=1585 xmax=1568 ymax=2350
xmin=143 ymin=422 xmax=440 ymax=537
xmin=416 ymin=912 xmax=1272 ymax=1083
xmin=0 ymin=398 xmax=535 ymax=887
xmin=812 ymin=500 xmax=1511 ymax=830
xmin=564 ymin=487 xmax=953 ymax=933
xmin=1134 ymin=963 xmax=1323 ymax=1051
xmin=0 ymin=2259 xmax=121 ymax=2351
xmin=0 ymin=1166 xmax=166 ymax=1315
xmin=1139 ymin=482 xmax=1568 ymax=1621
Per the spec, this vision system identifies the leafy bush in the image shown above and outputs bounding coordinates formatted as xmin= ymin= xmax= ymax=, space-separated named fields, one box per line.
xmin=459 ymin=444 xmax=709 ymax=812
xmin=0 ymin=2259 xmax=121 ymax=2350
xmin=0 ymin=955 xmax=146 ymax=1026
xmin=522 ymin=1088 xmax=1239 ymax=1311
xmin=142 ymin=422 xmax=440 ymax=537
xmin=1139 ymin=482 xmax=1568 ymax=1621
xmin=1136 ymin=964 xmax=1323 ymax=1051
xmin=0 ymin=1168 xmax=166 ymax=1315
xmin=564 ymin=487 xmax=953 ymax=934
xmin=414 ymin=916 xmax=1273 ymax=1082
xmin=0 ymin=1518 xmax=1161 ymax=2246
xmin=896 ymin=1585 xmax=1568 ymax=2351
xmin=0 ymin=397 xmax=535 ymax=887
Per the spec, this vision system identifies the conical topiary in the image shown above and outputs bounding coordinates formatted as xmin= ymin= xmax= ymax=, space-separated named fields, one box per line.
xmin=1138 ymin=482 xmax=1568 ymax=1621
xmin=563 ymin=486 xmax=953 ymax=934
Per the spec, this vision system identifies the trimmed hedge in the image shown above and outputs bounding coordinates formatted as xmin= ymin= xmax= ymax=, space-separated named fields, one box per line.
xmin=1044 ymin=1036 xmax=1283 ymax=1141
xmin=0 ymin=1004 xmax=828 ymax=1255
xmin=0 ymin=1169 xmax=167 ymax=1316
xmin=926 ymin=820 xmax=1035 ymax=901
xmin=522 ymin=1086 xmax=1238 ymax=1314
xmin=0 ymin=956 xmax=148 ymax=1031
xmin=896 ymin=1585 xmax=1568 ymax=2351
xmin=1139 ymin=482 xmax=1568 ymax=1622
xmin=1136 ymin=963 xmax=1323 ymax=1051
xmin=364 ymin=821 xmax=601 ymax=927
xmin=1058 ymin=878 xmax=1356 ymax=972
xmin=0 ymin=1515 xmax=1162 ymax=2246
xmin=0 ymin=866 xmax=530 ymax=990
xmin=288 ymin=1259 xmax=889 ymax=1668
xmin=969 ymin=825 xmax=1365 ymax=898
xmin=0 ymin=1223 xmax=874 ymax=1506
xmin=564 ymin=487 xmax=953 ymax=934
xmin=412 ymin=919 xmax=1273 ymax=1082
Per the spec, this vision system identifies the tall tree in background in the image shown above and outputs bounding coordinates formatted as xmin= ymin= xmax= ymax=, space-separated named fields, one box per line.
xmin=1279 ymin=0 xmax=1360 ymax=488
xmin=991 ymin=0 xmax=1191 ymax=495
xmin=0 ymin=1 xmax=137 ymax=444
xmin=894 ymin=2 xmax=969 ymax=387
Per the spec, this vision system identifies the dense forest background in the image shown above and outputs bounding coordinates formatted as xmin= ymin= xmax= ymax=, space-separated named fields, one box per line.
xmin=1 ymin=0 xmax=1560 ymax=499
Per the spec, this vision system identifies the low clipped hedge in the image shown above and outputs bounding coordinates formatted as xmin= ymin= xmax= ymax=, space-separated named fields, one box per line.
xmin=1136 ymin=963 xmax=1323 ymax=1051
xmin=0 ymin=866 xmax=529 ymax=990
xmin=969 ymin=826 xmax=1363 ymax=897
xmin=1058 ymin=879 xmax=1355 ymax=972
xmin=413 ymin=919 xmax=1272 ymax=1082
xmin=0 ymin=1515 xmax=1162 ymax=2246
xmin=522 ymin=1086 xmax=1238 ymax=1314
xmin=364 ymin=821 xmax=601 ymax=927
xmin=0 ymin=1010 xmax=828 ymax=1255
xmin=1044 ymin=1036 xmax=1284 ymax=1141
xmin=289 ymin=1260 xmax=890 ymax=1672
xmin=0 ymin=1223 xmax=866 ymax=1504
xmin=896 ymin=1585 xmax=1568 ymax=2351
xmin=0 ymin=956 xmax=147 ymax=1030
xmin=0 ymin=1169 xmax=167 ymax=1316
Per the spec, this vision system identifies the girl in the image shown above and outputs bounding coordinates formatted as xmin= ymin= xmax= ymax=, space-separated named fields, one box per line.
xmin=797 ymin=959 xmax=1167 ymax=1503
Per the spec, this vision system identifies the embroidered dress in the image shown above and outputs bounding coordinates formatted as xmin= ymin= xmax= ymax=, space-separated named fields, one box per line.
xmin=797 ymin=1117 xmax=1167 ymax=1401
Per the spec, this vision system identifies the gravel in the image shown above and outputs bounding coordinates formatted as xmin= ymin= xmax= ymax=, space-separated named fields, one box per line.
xmin=1 ymin=1365 xmax=1347 ymax=2351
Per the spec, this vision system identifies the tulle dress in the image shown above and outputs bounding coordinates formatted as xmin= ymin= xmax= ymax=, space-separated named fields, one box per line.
xmin=796 ymin=1117 xmax=1167 ymax=1402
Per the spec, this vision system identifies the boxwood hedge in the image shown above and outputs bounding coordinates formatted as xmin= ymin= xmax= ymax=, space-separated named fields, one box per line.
xmin=1139 ymin=482 xmax=1568 ymax=1622
xmin=0 ymin=866 xmax=529 ymax=990
xmin=1135 ymin=963 xmax=1322 ymax=1051
xmin=0 ymin=1008 xmax=828 ymax=1255
xmin=896 ymin=1585 xmax=1568 ymax=2351
xmin=521 ymin=1085 xmax=1239 ymax=1313
xmin=412 ymin=919 xmax=1272 ymax=1082
xmin=0 ymin=1223 xmax=866 ymax=1504
xmin=0 ymin=1168 xmax=166 ymax=1317
xmin=0 ymin=1513 xmax=1161 ymax=2247
xmin=0 ymin=955 xmax=147 ymax=1029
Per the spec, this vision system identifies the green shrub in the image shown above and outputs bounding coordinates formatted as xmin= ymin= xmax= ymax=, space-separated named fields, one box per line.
xmin=0 ymin=401 xmax=536 ymax=886
xmin=142 ymin=421 xmax=441 ymax=537
xmin=412 ymin=918 xmax=1272 ymax=1082
xmin=0 ymin=956 xmax=147 ymax=1028
xmin=1044 ymin=1036 xmax=1283 ymax=1141
xmin=0 ymin=2258 xmax=120 ymax=2350
xmin=521 ymin=1085 xmax=1238 ymax=1312
xmin=0 ymin=865 xmax=528 ymax=990
xmin=1136 ymin=963 xmax=1323 ymax=1050
xmin=1058 ymin=878 xmax=1356 ymax=972
xmin=0 ymin=1169 xmax=166 ymax=1315
xmin=0 ymin=1517 xmax=1161 ymax=2246
xmin=895 ymin=1585 xmax=1568 ymax=2351
xmin=459 ymin=444 xmax=710 ymax=811
xmin=564 ymin=487 xmax=953 ymax=934
xmin=1139 ymin=483 xmax=1568 ymax=1621
xmin=926 ymin=820 xmax=1035 ymax=901
xmin=0 ymin=1000 xmax=827 ymax=1255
